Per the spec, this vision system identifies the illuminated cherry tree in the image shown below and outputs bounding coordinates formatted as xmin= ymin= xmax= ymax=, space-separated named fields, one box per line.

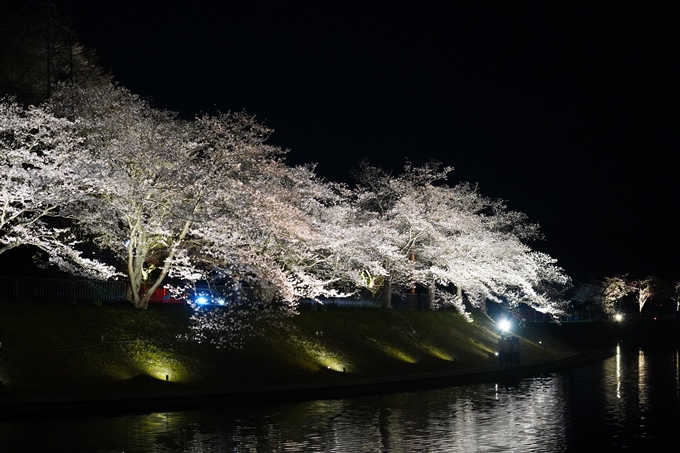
xmin=193 ymin=163 xmax=351 ymax=303
xmin=577 ymin=275 xmax=668 ymax=318
xmin=351 ymin=161 xmax=570 ymax=317
xmin=601 ymin=275 xmax=635 ymax=314
xmin=52 ymin=83 xmax=353 ymax=310
xmin=630 ymin=276 xmax=661 ymax=314
xmin=575 ymin=275 xmax=634 ymax=316
xmin=51 ymin=83 xmax=290 ymax=308
xmin=0 ymin=99 xmax=117 ymax=278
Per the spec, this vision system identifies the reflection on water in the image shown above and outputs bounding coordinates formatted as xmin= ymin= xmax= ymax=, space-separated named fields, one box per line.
xmin=578 ymin=343 xmax=680 ymax=450
xmin=1 ymin=344 xmax=679 ymax=452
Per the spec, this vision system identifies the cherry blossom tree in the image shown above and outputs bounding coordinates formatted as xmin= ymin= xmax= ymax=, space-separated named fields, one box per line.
xmin=180 ymin=162 xmax=371 ymax=348
xmin=192 ymin=164 xmax=346 ymax=303
xmin=576 ymin=275 xmax=668 ymax=318
xmin=573 ymin=282 xmax=605 ymax=315
xmin=351 ymin=160 xmax=570 ymax=317
xmin=51 ymin=82 xmax=311 ymax=309
xmin=0 ymin=99 xmax=117 ymax=278
xmin=51 ymin=82 xmax=356 ymax=310
xmin=349 ymin=161 xmax=444 ymax=307
xmin=51 ymin=84 xmax=195 ymax=308
xmin=599 ymin=275 xmax=634 ymax=315
xmin=630 ymin=276 xmax=661 ymax=315
xmin=583 ymin=275 xmax=668 ymax=317
xmin=411 ymin=185 xmax=568 ymax=317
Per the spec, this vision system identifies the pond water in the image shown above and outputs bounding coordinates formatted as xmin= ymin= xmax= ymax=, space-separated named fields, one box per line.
xmin=1 ymin=343 xmax=679 ymax=452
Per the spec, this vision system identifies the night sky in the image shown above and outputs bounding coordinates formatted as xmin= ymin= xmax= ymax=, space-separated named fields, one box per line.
xmin=67 ymin=1 xmax=678 ymax=282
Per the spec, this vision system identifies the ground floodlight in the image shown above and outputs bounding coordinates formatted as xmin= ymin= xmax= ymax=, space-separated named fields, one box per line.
xmin=195 ymin=295 xmax=209 ymax=305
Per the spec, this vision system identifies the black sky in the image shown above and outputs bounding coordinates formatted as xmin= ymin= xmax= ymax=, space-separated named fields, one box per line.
xmin=67 ymin=1 xmax=679 ymax=281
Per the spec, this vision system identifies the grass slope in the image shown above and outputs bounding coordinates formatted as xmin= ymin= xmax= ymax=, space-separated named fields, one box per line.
xmin=0 ymin=301 xmax=570 ymax=400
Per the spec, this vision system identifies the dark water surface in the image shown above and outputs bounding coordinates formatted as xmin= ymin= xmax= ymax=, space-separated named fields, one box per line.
xmin=1 ymin=343 xmax=679 ymax=452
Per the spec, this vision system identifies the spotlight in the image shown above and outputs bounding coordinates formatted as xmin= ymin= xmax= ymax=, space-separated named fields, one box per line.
xmin=195 ymin=296 xmax=209 ymax=305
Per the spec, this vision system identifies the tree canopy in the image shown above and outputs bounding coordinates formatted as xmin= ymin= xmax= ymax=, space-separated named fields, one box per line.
xmin=0 ymin=99 xmax=117 ymax=278
xmin=1 ymin=75 xmax=571 ymax=337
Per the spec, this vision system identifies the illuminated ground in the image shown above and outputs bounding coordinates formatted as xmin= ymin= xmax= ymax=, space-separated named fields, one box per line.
xmin=0 ymin=301 xmax=582 ymax=406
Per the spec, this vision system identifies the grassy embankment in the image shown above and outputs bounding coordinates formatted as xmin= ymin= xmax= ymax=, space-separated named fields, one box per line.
xmin=0 ymin=301 xmax=574 ymax=400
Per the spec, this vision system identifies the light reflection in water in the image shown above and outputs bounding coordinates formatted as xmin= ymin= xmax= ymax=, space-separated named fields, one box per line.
xmin=616 ymin=343 xmax=621 ymax=398
xmin=0 ymin=378 xmax=568 ymax=452
xmin=638 ymin=347 xmax=649 ymax=415
xmin=1 ymin=345 xmax=679 ymax=452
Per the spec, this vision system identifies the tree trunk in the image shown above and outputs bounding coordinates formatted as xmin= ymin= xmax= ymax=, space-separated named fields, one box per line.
xmin=127 ymin=219 xmax=193 ymax=310
xmin=459 ymin=286 xmax=475 ymax=312
xmin=426 ymin=281 xmax=436 ymax=310
xmin=382 ymin=278 xmax=392 ymax=309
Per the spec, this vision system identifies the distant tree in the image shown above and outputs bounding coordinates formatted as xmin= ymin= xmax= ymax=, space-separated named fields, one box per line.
xmin=572 ymin=282 xmax=604 ymax=317
xmin=577 ymin=275 xmax=672 ymax=318
xmin=629 ymin=276 xmax=665 ymax=315
xmin=599 ymin=275 xmax=634 ymax=315
xmin=0 ymin=1 xmax=109 ymax=103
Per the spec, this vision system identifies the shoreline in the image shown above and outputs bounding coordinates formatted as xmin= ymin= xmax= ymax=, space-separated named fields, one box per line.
xmin=0 ymin=349 xmax=610 ymax=420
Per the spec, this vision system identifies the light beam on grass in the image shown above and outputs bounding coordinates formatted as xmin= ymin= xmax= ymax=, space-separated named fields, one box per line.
xmin=145 ymin=365 xmax=176 ymax=381
xmin=312 ymin=349 xmax=348 ymax=372
xmin=295 ymin=335 xmax=350 ymax=372
xmin=379 ymin=344 xmax=418 ymax=363
xmin=135 ymin=351 xmax=187 ymax=382
xmin=368 ymin=338 xmax=418 ymax=363
xmin=422 ymin=345 xmax=454 ymax=361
